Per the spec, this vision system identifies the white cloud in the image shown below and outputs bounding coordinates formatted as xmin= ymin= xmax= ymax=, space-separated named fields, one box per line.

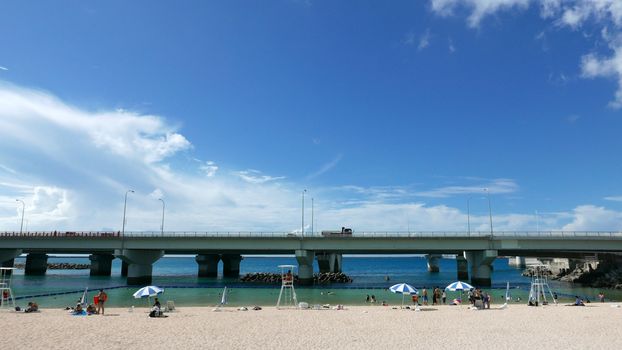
xmin=448 ymin=38 xmax=457 ymax=53
xmin=306 ymin=154 xmax=343 ymax=179
xmin=0 ymin=66 xmax=7 ymax=71
xmin=419 ymin=29 xmax=431 ymax=50
xmin=199 ymin=161 xmax=219 ymax=177
xmin=235 ymin=170 xmax=285 ymax=184
xmin=415 ymin=178 xmax=518 ymax=198
xmin=429 ymin=0 xmax=622 ymax=108
xmin=0 ymin=82 xmax=620 ymax=232
xmin=604 ymin=196 xmax=622 ymax=202
xmin=430 ymin=0 xmax=531 ymax=27
xmin=562 ymin=205 xmax=622 ymax=231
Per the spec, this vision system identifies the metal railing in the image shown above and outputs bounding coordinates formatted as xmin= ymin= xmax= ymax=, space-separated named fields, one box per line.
xmin=0 ymin=231 xmax=621 ymax=239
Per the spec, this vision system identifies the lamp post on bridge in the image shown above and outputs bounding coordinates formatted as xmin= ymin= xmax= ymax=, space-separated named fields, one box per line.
xmin=311 ymin=197 xmax=314 ymax=236
xmin=484 ymin=188 xmax=494 ymax=237
xmin=122 ymin=190 xmax=134 ymax=238
xmin=15 ymin=199 xmax=25 ymax=235
xmin=301 ymin=189 xmax=307 ymax=237
xmin=158 ymin=198 xmax=165 ymax=237
xmin=466 ymin=189 xmax=494 ymax=237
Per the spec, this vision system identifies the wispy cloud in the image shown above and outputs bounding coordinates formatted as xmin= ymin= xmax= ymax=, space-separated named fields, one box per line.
xmin=418 ymin=29 xmax=431 ymax=50
xmin=605 ymin=196 xmax=622 ymax=202
xmin=199 ymin=161 xmax=219 ymax=177
xmin=235 ymin=170 xmax=285 ymax=184
xmin=0 ymin=66 xmax=8 ymax=71
xmin=448 ymin=38 xmax=456 ymax=53
xmin=416 ymin=179 xmax=518 ymax=198
xmin=306 ymin=154 xmax=343 ymax=179
xmin=429 ymin=0 xmax=622 ymax=108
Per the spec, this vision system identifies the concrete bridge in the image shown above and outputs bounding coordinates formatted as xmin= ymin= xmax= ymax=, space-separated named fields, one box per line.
xmin=1 ymin=231 xmax=621 ymax=286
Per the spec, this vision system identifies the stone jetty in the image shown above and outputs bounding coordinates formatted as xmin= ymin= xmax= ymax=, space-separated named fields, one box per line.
xmin=240 ymin=272 xmax=353 ymax=284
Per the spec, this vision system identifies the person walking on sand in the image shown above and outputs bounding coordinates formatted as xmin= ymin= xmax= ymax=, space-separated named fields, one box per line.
xmin=96 ymin=289 xmax=107 ymax=315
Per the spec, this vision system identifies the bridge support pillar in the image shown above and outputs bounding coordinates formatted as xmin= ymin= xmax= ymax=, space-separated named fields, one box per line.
xmin=317 ymin=253 xmax=342 ymax=273
xmin=89 ymin=254 xmax=114 ymax=276
xmin=295 ymin=250 xmax=315 ymax=285
xmin=25 ymin=253 xmax=48 ymax=275
xmin=221 ymin=254 xmax=242 ymax=278
xmin=426 ymin=254 xmax=441 ymax=273
xmin=196 ymin=254 xmax=220 ymax=277
xmin=508 ymin=256 xmax=526 ymax=268
xmin=465 ymin=250 xmax=497 ymax=287
xmin=0 ymin=249 xmax=21 ymax=276
xmin=116 ymin=249 xmax=164 ymax=285
xmin=121 ymin=261 xmax=128 ymax=277
xmin=456 ymin=255 xmax=469 ymax=280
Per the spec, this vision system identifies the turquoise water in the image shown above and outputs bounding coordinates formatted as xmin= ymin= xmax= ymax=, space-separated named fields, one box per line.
xmin=6 ymin=256 xmax=621 ymax=308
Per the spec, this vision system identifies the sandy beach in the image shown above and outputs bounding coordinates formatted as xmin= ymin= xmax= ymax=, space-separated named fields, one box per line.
xmin=1 ymin=303 xmax=620 ymax=349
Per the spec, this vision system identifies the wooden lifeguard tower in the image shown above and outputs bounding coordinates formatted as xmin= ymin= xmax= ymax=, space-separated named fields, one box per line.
xmin=276 ymin=265 xmax=298 ymax=309
xmin=0 ymin=267 xmax=16 ymax=309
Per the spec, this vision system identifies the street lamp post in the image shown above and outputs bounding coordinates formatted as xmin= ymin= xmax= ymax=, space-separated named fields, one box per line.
xmin=15 ymin=199 xmax=25 ymax=235
xmin=484 ymin=188 xmax=493 ymax=236
xmin=466 ymin=196 xmax=472 ymax=236
xmin=158 ymin=198 xmax=165 ymax=236
xmin=122 ymin=190 xmax=134 ymax=237
xmin=311 ymin=197 xmax=314 ymax=236
xmin=301 ymin=190 xmax=307 ymax=237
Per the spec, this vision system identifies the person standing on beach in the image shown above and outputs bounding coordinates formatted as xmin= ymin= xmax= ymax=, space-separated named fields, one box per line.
xmin=598 ymin=292 xmax=605 ymax=302
xmin=96 ymin=289 xmax=107 ymax=315
xmin=441 ymin=290 xmax=447 ymax=304
xmin=421 ymin=287 xmax=428 ymax=305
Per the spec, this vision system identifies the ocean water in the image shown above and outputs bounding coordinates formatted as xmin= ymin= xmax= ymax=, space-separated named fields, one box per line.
xmin=5 ymin=256 xmax=620 ymax=308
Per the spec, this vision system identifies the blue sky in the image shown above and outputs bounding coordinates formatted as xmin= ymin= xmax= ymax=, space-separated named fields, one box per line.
xmin=1 ymin=0 xmax=622 ymax=232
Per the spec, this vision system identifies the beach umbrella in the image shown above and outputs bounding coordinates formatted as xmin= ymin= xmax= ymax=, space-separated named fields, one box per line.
xmin=445 ymin=281 xmax=473 ymax=291
xmin=389 ymin=283 xmax=418 ymax=308
xmin=133 ymin=285 xmax=164 ymax=298
xmin=445 ymin=281 xmax=473 ymax=306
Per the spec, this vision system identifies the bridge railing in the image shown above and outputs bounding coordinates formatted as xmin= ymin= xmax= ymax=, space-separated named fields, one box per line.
xmin=0 ymin=231 xmax=621 ymax=238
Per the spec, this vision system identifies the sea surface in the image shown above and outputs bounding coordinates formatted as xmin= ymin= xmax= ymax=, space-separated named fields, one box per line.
xmin=5 ymin=256 xmax=621 ymax=308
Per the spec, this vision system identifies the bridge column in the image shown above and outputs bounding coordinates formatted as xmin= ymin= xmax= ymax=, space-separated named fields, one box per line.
xmin=196 ymin=254 xmax=220 ymax=277
xmin=295 ymin=250 xmax=315 ymax=285
xmin=0 ymin=249 xmax=21 ymax=276
xmin=426 ymin=254 xmax=441 ymax=273
xmin=465 ymin=250 xmax=497 ymax=287
xmin=89 ymin=254 xmax=114 ymax=276
xmin=121 ymin=261 xmax=128 ymax=277
xmin=317 ymin=253 xmax=342 ymax=273
xmin=456 ymin=255 xmax=469 ymax=280
xmin=221 ymin=254 xmax=242 ymax=278
xmin=508 ymin=256 xmax=526 ymax=268
xmin=25 ymin=253 xmax=48 ymax=275
xmin=116 ymin=249 xmax=164 ymax=285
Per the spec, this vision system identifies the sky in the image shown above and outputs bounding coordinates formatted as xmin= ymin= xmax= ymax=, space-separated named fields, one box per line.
xmin=1 ymin=0 xmax=622 ymax=232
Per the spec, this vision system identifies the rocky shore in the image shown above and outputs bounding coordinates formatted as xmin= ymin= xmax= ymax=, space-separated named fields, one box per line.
xmin=240 ymin=272 xmax=353 ymax=284
xmin=13 ymin=262 xmax=90 ymax=270
xmin=522 ymin=255 xmax=622 ymax=289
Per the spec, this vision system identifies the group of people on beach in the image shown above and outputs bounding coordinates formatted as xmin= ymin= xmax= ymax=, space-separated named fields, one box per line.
xmin=68 ymin=289 xmax=107 ymax=315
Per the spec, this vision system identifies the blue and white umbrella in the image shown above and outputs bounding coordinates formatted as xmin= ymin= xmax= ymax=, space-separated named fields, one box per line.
xmin=389 ymin=283 xmax=418 ymax=308
xmin=445 ymin=281 xmax=473 ymax=291
xmin=445 ymin=281 xmax=473 ymax=307
xmin=133 ymin=285 xmax=164 ymax=299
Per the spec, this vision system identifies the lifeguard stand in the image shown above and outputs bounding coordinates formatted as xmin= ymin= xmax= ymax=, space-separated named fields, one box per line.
xmin=527 ymin=265 xmax=557 ymax=306
xmin=276 ymin=265 xmax=298 ymax=309
xmin=0 ymin=267 xmax=16 ymax=309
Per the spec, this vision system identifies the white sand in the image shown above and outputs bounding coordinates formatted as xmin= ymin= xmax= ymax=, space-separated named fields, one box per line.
xmin=1 ymin=304 xmax=620 ymax=349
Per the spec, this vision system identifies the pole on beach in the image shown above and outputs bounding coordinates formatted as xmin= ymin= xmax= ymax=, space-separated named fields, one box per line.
xmin=15 ymin=199 xmax=25 ymax=235
xmin=159 ymin=198 xmax=165 ymax=236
